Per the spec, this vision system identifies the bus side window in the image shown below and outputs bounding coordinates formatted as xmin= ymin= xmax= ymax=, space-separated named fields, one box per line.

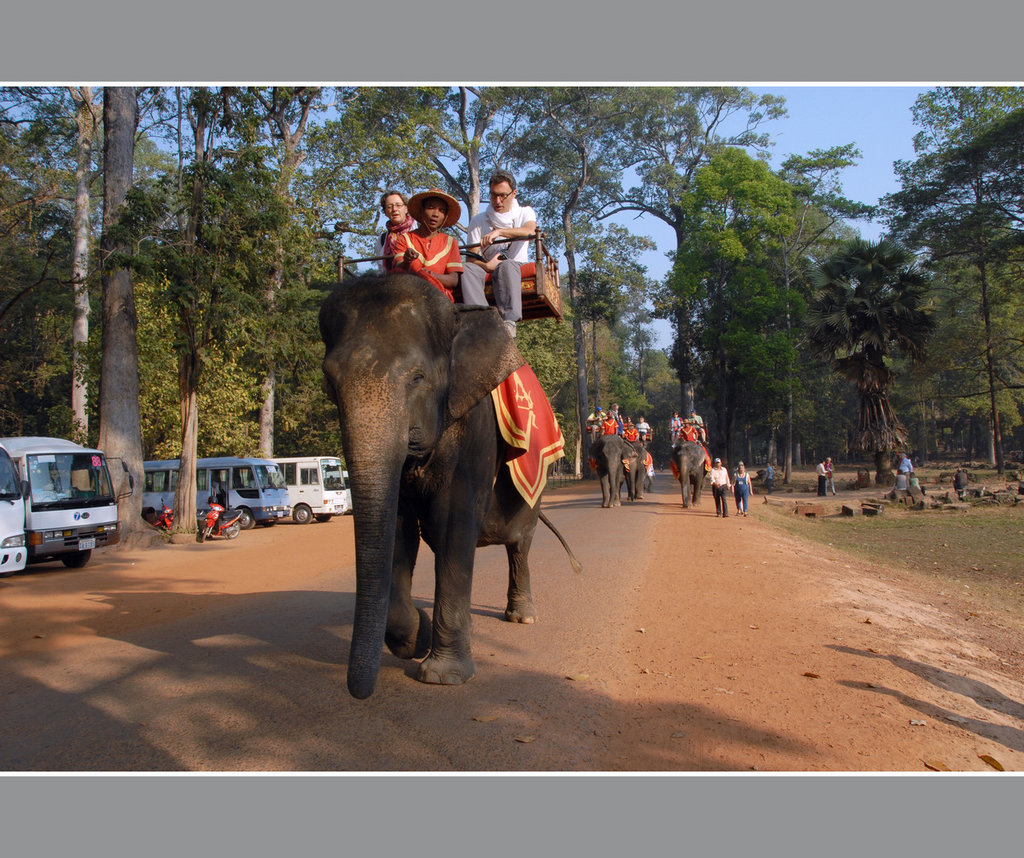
xmin=283 ymin=463 xmax=296 ymax=485
xmin=300 ymin=467 xmax=317 ymax=486
xmin=233 ymin=467 xmax=256 ymax=490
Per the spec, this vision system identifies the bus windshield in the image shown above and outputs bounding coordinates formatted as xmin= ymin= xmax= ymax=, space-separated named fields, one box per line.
xmin=27 ymin=452 xmax=114 ymax=509
xmin=320 ymin=459 xmax=346 ymax=491
xmin=254 ymin=464 xmax=286 ymax=491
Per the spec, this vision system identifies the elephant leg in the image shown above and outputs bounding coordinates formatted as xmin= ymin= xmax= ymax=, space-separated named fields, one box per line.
xmin=385 ymin=510 xmax=432 ymax=660
xmin=600 ymin=472 xmax=612 ymax=507
xmin=680 ymin=468 xmax=691 ymax=508
xmin=416 ymin=496 xmax=481 ymax=686
xmin=504 ymin=526 xmax=537 ymax=624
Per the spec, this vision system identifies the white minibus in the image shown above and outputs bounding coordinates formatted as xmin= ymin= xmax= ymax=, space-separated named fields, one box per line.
xmin=273 ymin=455 xmax=353 ymax=523
xmin=0 ymin=437 xmax=122 ymax=568
xmin=0 ymin=445 xmax=27 ymax=575
xmin=143 ymin=456 xmax=291 ymax=530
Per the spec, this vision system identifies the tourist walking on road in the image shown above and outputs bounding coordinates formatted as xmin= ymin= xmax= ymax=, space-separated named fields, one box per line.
xmin=733 ymin=462 xmax=751 ymax=517
xmin=710 ymin=457 xmax=732 ymax=517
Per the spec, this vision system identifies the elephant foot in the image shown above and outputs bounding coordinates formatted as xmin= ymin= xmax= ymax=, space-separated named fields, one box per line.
xmin=385 ymin=608 xmax=432 ymax=660
xmin=416 ymin=651 xmax=476 ymax=686
xmin=504 ymin=597 xmax=537 ymax=624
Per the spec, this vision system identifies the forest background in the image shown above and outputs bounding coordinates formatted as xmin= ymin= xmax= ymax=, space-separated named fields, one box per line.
xmin=2 ymin=85 xmax=1023 ymax=519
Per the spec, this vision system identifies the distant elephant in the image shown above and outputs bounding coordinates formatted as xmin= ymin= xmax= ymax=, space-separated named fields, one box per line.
xmin=589 ymin=433 xmax=629 ymax=507
xmin=671 ymin=440 xmax=709 ymax=508
xmin=320 ymin=274 xmax=580 ymax=699
xmin=622 ymin=438 xmax=647 ymax=501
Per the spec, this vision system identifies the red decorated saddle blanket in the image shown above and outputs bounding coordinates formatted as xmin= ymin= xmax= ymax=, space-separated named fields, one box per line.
xmin=492 ymin=364 xmax=565 ymax=507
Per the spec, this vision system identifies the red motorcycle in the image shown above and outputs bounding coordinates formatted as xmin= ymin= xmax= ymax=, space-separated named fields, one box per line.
xmin=196 ymin=498 xmax=243 ymax=542
xmin=152 ymin=501 xmax=175 ymax=532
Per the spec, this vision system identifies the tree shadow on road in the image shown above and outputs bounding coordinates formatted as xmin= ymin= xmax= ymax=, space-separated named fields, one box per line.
xmin=830 ymin=644 xmax=1024 ymax=753
xmin=0 ymin=583 xmax=818 ymax=772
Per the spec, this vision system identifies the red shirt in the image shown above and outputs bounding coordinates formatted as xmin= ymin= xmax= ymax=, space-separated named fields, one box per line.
xmin=392 ymin=232 xmax=463 ymax=276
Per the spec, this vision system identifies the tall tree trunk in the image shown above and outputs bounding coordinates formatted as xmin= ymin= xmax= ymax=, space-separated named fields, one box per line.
xmin=175 ymin=356 xmax=200 ymax=534
xmin=70 ymin=86 xmax=97 ymax=443
xmin=255 ymin=87 xmax=317 ymax=460
xmin=97 ymin=87 xmax=144 ymax=535
xmin=978 ymin=261 xmax=1004 ymax=475
xmin=564 ymin=243 xmax=588 ymax=478
xmin=259 ymin=365 xmax=276 ymax=458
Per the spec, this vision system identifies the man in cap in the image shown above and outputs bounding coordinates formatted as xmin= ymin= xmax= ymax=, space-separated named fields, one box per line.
xmin=709 ymin=456 xmax=732 ymax=517
xmin=390 ymin=188 xmax=464 ymax=300
xmin=461 ymin=169 xmax=537 ymax=338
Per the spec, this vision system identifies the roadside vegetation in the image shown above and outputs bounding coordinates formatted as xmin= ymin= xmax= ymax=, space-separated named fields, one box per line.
xmin=758 ymin=465 xmax=1024 ymax=634
xmin=2 ymin=85 xmax=1024 ymax=528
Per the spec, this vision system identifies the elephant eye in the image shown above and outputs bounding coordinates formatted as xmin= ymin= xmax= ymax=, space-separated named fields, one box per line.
xmin=409 ymin=372 xmax=425 ymax=387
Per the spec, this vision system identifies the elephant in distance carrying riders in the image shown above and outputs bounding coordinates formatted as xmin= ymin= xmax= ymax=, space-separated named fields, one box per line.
xmin=320 ymin=274 xmax=580 ymax=699
xmin=671 ymin=440 xmax=708 ymax=508
xmin=589 ymin=433 xmax=634 ymax=507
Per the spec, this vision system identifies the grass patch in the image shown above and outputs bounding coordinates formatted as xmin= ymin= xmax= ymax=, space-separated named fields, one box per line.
xmin=761 ymin=490 xmax=1024 ymax=632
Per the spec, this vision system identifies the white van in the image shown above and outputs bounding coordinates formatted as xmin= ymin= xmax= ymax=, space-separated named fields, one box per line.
xmin=0 ymin=445 xmax=27 ymax=575
xmin=0 ymin=437 xmax=122 ymax=568
xmin=273 ymin=456 xmax=352 ymax=523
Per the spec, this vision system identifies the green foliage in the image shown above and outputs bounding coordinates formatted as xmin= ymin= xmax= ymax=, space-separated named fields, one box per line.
xmin=806 ymin=237 xmax=934 ymax=456
xmin=9 ymin=84 xmax=1024 ymax=479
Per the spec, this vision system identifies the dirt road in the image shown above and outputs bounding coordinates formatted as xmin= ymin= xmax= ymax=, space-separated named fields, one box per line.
xmin=1 ymin=473 xmax=1022 ymax=772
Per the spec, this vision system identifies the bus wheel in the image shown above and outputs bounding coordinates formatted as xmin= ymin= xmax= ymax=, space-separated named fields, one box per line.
xmin=292 ymin=504 xmax=313 ymax=525
xmin=314 ymin=514 xmax=332 ymax=523
xmin=238 ymin=507 xmax=256 ymax=530
xmin=61 ymin=549 xmax=92 ymax=568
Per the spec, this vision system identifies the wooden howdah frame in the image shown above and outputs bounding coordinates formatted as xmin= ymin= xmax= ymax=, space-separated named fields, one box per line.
xmin=452 ymin=232 xmax=563 ymax=322
xmin=337 ymin=231 xmax=563 ymax=323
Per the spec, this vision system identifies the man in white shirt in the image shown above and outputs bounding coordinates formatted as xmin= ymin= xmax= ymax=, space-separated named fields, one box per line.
xmin=635 ymin=416 xmax=651 ymax=443
xmin=710 ymin=458 xmax=732 ymax=517
xmin=461 ymin=169 xmax=537 ymax=338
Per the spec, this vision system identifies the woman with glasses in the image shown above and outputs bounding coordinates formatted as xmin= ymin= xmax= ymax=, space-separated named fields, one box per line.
xmin=378 ymin=190 xmax=414 ymax=274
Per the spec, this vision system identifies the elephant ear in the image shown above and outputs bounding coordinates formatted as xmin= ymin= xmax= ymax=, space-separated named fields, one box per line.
xmin=447 ymin=305 xmax=526 ymax=422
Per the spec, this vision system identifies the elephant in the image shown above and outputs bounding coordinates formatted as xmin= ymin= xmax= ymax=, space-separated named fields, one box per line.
xmin=320 ymin=274 xmax=581 ymax=699
xmin=671 ymin=440 xmax=709 ymax=508
xmin=589 ymin=433 xmax=634 ymax=507
xmin=621 ymin=438 xmax=647 ymax=501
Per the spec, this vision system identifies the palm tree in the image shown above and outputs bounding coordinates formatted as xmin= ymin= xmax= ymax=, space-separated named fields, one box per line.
xmin=806 ymin=237 xmax=933 ymax=484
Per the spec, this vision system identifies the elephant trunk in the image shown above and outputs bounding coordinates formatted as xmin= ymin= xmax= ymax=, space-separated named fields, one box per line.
xmin=341 ymin=406 xmax=408 ymax=700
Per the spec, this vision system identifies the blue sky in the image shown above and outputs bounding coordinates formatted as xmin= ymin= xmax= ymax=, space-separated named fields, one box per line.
xmin=637 ymin=85 xmax=930 ymax=346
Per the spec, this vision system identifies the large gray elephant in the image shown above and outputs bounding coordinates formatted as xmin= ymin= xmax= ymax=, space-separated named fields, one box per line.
xmin=671 ymin=440 xmax=709 ymax=508
xmin=320 ymin=274 xmax=580 ymax=699
xmin=589 ymin=433 xmax=633 ymax=507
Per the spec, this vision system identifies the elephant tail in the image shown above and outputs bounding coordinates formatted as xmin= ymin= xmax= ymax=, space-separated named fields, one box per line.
xmin=538 ymin=509 xmax=583 ymax=575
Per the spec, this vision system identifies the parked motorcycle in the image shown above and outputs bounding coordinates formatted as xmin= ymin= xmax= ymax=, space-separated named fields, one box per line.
xmin=196 ymin=498 xmax=243 ymax=542
xmin=152 ymin=501 xmax=175 ymax=532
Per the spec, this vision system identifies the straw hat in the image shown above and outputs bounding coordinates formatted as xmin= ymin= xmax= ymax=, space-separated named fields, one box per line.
xmin=407 ymin=188 xmax=461 ymax=228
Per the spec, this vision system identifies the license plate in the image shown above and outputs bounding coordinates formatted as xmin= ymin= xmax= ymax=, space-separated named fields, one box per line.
xmin=79 ymin=537 xmax=96 ymax=550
